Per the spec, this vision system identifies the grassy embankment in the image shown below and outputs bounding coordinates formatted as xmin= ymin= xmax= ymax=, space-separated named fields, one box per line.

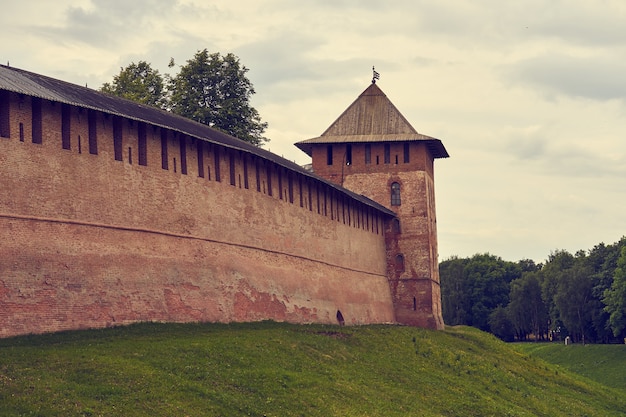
xmin=1 ymin=322 xmax=624 ymax=416
xmin=514 ymin=341 xmax=626 ymax=392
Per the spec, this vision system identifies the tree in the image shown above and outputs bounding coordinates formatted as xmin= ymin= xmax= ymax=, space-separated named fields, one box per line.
xmin=488 ymin=306 xmax=515 ymax=342
xmin=554 ymin=260 xmax=595 ymax=344
xmin=465 ymin=253 xmax=520 ymax=331
xmin=100 ymin=61 xmax=167 ymax=109
xmin=603 ymin=246 xmax=626 ymax=338
xmin=440 ymin=256 xmax=470 ymax=325
xmin=507 ymin=271 xmax=548 ymax=340
xmin=168 ymin=49 xmax=268 ymax=146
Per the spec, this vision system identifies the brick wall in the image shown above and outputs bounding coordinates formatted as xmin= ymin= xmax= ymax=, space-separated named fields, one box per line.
xmin=0 ymin=92 xmax=395 ymax=338
xmin=309 ymin=141 xmax=445 ymax=329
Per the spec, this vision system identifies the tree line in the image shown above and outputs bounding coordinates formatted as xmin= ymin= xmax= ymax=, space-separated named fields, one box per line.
xmin=440 ymin=237 xmax=626 ymax=343
xmin=100 ymin=49 xmax=268 ymax=146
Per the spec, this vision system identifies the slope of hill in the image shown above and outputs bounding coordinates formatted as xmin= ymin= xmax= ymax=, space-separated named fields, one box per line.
xmin=0 ymin=322 xmax=624 ymax=416
xmin=514 ymin=342 xmax=626 ymax=393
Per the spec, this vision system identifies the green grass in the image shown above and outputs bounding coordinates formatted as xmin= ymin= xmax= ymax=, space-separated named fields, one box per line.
xmin=514 ymin=342 xmax=626 ymax=392
xmin=1 ymin=322 xmax=624 ymax=416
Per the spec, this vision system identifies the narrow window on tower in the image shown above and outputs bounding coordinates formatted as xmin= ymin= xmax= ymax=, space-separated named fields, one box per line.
xmin=396 ymin=254 xmax=405 ymax=273
xmin=327 ymin=145 xmax=333 ymax=165
xmin=160 ymin=129 xmax=168 ymax=170
xmin=31 ymin=97 xmax=42 ymax=144
xmin=266 ymin=165 xmax=273 ymax=196
xmin=61 ymin=104 xmax=71 ymax=149
xmin=179 ymin=135 xmax=187 ymax=174
xmin=345 ymin=144 xmax=352 ymax=165
xmin=391 ymin=182 xmax=401 ymax=206
xmin=113 ymin=117 xmax=123 ymax=161
xmin=88 ymin=109 xmax=97 ymax=154
xmin=138 ymin=122 xmax=147 ymax=166
xmin=384 ymin=143 xmax=390 ymax=164
xmin=214 ymin=147 xmax=221 ymax=181
xmin=197 ymin=141 xmax=204 ymax=178
xmin=229 ymin=153 xmax=236 ymax=186
xmin=255 ymin=160 xmax=261 ymax=191
xmin=403 ymin=142 xmax=410 ymax=163
xmin=365 ymin=144 xmax=371 ymax=164
xmin=0 ymin=90 xmax=10 ymax=138
xmin=392 ymin=218 xmax=401 ymax=234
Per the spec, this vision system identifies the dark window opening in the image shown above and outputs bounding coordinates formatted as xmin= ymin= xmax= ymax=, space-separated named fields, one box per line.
xmin=365 ymin=144 xmax=371 ymax=164
xmin=345 ymin=144 xmax=352 ymax=165
xmin=384 ymin=143 xmax=390 ymax=164
xmin=61 ymin=104 xmax=71 ymax=150
xmin=392 ymin=218 xmax=401 ymax=234
xmin=413 ymin=297 xmax=417 ymax=311
xmin=77 ymin=135 xmax=81 ymax=153
xmin=160 ymin=129 xmax=168 ymax=170
xmin=88 ymin=110 xmax=97 ymax=154
xmin=19 ymin=122 xmax=24 ymax=142
xmin=396 ymin=254 xmax=405 ymax=272
xmin=0 ymin=90 xmax=10 ymax=138
xmin=403 ymin=142 xmax=410 ymax=163
xmin=113 ymin=117 xmax=123 ymax=161
xmin=214 ymin=147 xmax=221 ymax=181
xmin=31 ymin=97 xmax=42 ymax=144
xmin=255 ymin=160 xmax=261 ymax=192
xmin=138 ymin=122 xmax=147 ymax=166
xmin=128 ymin=146 xmax=132 ymax=164
xmin=229 ymin=154 xmax=236 ymax=186
xmin=376 ymin=155 xmax=379 ymax=165
xmin=395 ymin=154 xmax=398 ymax=164
xmin=336 ymin=310 xmax=345 ymax=326
xmin=326 ymin=145 xmax=333 ymax=165
xmin=391 ymin=182 xmax=401 ymax=206
xmin=179 ymin=136 xmax=187 ymax=174
xmin=197 ymin=141 xmax=204 ymax=178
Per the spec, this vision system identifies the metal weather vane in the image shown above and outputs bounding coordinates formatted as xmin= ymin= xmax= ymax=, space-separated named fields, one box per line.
xmin=372 ymin=66 xmax=380 ymax=84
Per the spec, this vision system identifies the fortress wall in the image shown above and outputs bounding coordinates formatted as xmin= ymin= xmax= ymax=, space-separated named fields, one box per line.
xmin=0 ymin=94 xmax=395 ymax=337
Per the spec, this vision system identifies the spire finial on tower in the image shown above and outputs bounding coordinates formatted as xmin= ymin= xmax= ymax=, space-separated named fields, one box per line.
xmin=372 ymin=66 xmax=380 ymax=84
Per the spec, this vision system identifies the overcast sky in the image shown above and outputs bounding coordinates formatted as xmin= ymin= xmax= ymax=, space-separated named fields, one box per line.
xmin=3 ymin=0 xmax=625 ymax=263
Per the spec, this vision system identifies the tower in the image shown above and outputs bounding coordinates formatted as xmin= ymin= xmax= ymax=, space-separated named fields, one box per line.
xmin=296 ymin=81 xmax=449 ymax=329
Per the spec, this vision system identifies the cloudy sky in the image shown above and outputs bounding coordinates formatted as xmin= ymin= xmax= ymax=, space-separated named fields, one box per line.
xmin=3 ymin=0 xmax=625 ymax=263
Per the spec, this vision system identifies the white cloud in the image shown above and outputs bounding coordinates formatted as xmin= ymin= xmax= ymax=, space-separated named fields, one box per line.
xmin=2 ymin=0 xmax=625 ymax=262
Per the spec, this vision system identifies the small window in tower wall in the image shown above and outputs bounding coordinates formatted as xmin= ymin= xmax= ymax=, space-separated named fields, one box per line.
xmin=384 ymin=143 xmax=390 ymax=164
xmin=365 ymin=144 xmax=371 ymax=164
xmin=404 ymin=142 xmax=410 ymax=163
xmin=327 ymin=145 xmax=333 ymax=165
xmin=391 ymin=182 xmax=401 ymax=206
xmin=396 ymin=254 xmax=405 ymax=272
xmin=346 ymin=144 xmax=352 ymax=165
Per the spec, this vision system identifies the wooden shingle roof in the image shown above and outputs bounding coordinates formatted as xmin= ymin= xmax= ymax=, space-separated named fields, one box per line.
xmin=295 ymin=83 xmax=449 ymax=158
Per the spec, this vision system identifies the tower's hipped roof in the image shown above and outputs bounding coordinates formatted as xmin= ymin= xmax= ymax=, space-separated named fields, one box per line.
xmin=295 ymin=83 xmax=449 ymax=158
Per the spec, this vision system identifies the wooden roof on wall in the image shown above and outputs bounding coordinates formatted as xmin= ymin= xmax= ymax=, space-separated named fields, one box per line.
xmin=0 ymin=64 xmax=395 ymax=217
xmin=295 ymin=83 xmax=449 ymax=159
